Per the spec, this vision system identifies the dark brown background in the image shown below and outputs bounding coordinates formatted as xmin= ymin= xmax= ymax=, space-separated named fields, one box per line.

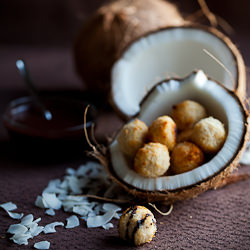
xmin=0 ymin=1 xmax=250 ymax=249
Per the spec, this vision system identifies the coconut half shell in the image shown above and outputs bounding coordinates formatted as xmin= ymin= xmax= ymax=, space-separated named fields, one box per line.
xmin=111 ymin=25 xmax=246 ymax=120
xmin=74 ymin=0 xmax=184 ymax=94
xmin=107 ymin=71 xmax=249 ymax=204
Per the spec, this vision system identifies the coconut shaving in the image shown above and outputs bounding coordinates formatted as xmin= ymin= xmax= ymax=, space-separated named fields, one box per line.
xmin=1 ymin=161 xmax=134 ymax=247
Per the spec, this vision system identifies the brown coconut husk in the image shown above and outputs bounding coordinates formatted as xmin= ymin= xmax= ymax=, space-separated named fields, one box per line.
xmin=74 ymin=0 xmax=184 ymax=95
xmin=85 ymin=73 xmax=250 ymax=205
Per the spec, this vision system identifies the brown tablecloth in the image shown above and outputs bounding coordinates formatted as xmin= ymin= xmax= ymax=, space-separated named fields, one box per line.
xmin=0 ymin=1 xmax=250 ymax=249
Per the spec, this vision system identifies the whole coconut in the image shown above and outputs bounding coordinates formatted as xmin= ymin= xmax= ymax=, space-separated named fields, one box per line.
xmin=74 ymin=0 xmax=184 ymax=94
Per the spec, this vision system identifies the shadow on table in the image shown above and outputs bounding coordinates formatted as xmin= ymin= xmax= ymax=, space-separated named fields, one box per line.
xmin=104 ymin=236 xmax=137 ymax=249
xmin=0 ymin=139 xmax=90 ymax=166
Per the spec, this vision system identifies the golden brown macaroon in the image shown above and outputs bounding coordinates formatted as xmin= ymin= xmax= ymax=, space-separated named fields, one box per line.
xmin=119 ymin=205 xmax=157 ymax=246
xmin=172 ymin=100 xmax=207 ymax=131
xmin=191 ymin=117 xmax=226 ymax=154
xmin=147 ymin=115 xmax=176 ymax=151
xmin=117 ymin=119 xmax=148 ymax=158
xmin=171 ymin=141 xmax=204 ymax=174
xmin=134 ymin=142 xmax=170 ymax=178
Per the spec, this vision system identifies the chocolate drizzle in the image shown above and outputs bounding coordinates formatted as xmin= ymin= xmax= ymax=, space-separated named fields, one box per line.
xmin=125 ymin=206 xmax=138 ymax=240
xmin=132 ymin=213 xmax=151 ymax=243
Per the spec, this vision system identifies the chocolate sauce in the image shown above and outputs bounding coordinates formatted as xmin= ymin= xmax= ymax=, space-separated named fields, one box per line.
xmin=4 ymin=96 xmax=95 ymax=138
xmin=3 ymin=95 xmax=96 ymax=160
xmin=125 ymin=206 xmax=138 ymax=240
xmin=131 ymin=213 xmax=151 ymax=242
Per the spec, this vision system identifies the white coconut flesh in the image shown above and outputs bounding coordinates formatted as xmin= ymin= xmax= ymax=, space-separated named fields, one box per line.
xmin=110 ymin=70 xmax=246 ymax=191
xmin=111 ymin=27 xmax=241 ymax=118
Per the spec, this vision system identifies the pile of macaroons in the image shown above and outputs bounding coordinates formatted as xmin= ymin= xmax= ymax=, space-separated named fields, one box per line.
xmin=117 ymin=100 xmax=227 ymax=177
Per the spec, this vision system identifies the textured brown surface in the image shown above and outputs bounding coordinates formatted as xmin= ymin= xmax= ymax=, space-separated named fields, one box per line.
xmin=0 ymin=1 xmax=250 ymax=249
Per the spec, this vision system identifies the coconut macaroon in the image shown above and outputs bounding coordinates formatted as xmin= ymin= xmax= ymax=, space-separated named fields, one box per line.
xmin=134 ymin=142 xmax=170 ymax=177
xmin=119 ymin=205 xmax=157 ymax=246
xmin=191 ymin=117 xmax=226 ymax=154
xmin=172 ymin=100 xmax=207 ymax=131
xmin=171 ymin=142 xmax=204 ymax=174
xmin=147 ymin=115 xmax=176 ymax=151
xmin=117 ymin=119 xmax=148 ymax=158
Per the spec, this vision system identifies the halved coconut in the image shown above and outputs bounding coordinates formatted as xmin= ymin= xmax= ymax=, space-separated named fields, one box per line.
xmin=108 ymin=70 xmax=249 ymax=204
xmin=74 ymin=0 xmax=184 ymax=93
xmin=111 ymin=25 xmax=246 ymax=119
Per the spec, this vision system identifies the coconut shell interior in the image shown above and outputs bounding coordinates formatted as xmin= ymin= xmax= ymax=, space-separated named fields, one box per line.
xmin=107 ymin=71 xmax=249 ymax=204
xmin=111 ymin=25 xmax=246 ymax=120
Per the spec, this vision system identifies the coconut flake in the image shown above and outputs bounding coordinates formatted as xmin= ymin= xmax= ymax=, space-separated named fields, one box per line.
xmin=65 ymin=215 xmax=80 ymax=229
xmin=72 ymin=206 xmax=89 ymax=216
xmin=33 ymin=217 xmax=42 ymax=224
xmin=30 ymin=226 xmax=44 ymax=237
xmin=113 ymin=213 xmax=121 ymax=219
xmin=34 ymin=241 xmax=50 ymax=250
xmin=7 ymin=224 xmax=28 ymax=234
xmin=42 ymin=193 xmax=62 ymax=210
xmin=8 ymin=213 xmax=45 ymax=246
xmin=102 ymin=223 xmax=114 ymax=230
xmin=7 ymin=211 xmax=24 ymax=220
xmin=43 ymin=222 xmax=64 ymax=234
xmin=66 ymin=168 xmax=76 ymax=175
xmin=102 ymin=203 xmax=121 ymax=212
xmin=0 ymin=202 xmax=23 ymax=219
xmin=0 ymin=202 xmax=17 ymax=211
xmin=10 ymin=233 xmax=31 ymax=245
xmin=34 ymin=161 xmax=124 ymax=231
xmin=35 ymin=196 xmax=48 ymax=209
xmin=87 ymin=211 xmax=115 ymax=228
xmin=21 ymin=214 xmax=34 ymax=226
xmin=43 ymin=179 xmax=66 ymax=194
xmin=45 ymin=208 xmax=55 ymax=216
xmin=65 ymin=176 xmax=83 ymax=194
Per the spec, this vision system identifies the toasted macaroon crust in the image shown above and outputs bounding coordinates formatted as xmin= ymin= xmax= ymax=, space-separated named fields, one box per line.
xmin=134 ymin=142 xmax=170 ymax=178
xmin=117 ymin=119 xmax=148 ymax=158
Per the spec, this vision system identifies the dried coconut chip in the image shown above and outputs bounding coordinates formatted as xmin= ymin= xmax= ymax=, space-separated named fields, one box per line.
xmin=113 ymin=213 xmax=121 ymax=219
xmin=35 ymin=196 xmax=48 ymax=209
xmin=65 ymin=215 xmax=80 ymax=229
xmin=66 ymin=168 xmax=76 ymax=175
xmin=35 ymin=161 xmax=126 ymax=230
xmin=0 ymin=202 xmax=24 ymax=219
xmin=0 ymin=202 xmax=17 ymax=211
xmin=10 ymin=233 xmax=31 ymax=245
xmin=45 ymin=208 xmax=55 ymax=216
xmin=42 ymin=193 xmax=62 ymax=210
xmin=30 ymin=226 xmax=44 ymax=237
xmin=8 ymin=211 xmax=24 ymax=220
xmin=7 ymin=224 xmax=28 ymax=234
xmin=65 ymin=175 xmax=83 ymax=194
xmin=86 ymin=211 xmax=116 ymax=228
xmin=102 ymin=223 xmax=114 ymax=230
xmin=34 ymin=241 xmax=50 ymax=250
xmin=21 ymin=214 xmax=34 ymax=226
xmin=7 ymin=214 xmax=44 ymax=245
xmin=43 ymin=222 xmax=64 ymax=234
xmin=102 ymin=203 xmax=121 ymax=212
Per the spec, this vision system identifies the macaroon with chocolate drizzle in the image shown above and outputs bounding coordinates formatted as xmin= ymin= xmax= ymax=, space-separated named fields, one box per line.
xmin=118 ymin=205 xmax=157 ymax=246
